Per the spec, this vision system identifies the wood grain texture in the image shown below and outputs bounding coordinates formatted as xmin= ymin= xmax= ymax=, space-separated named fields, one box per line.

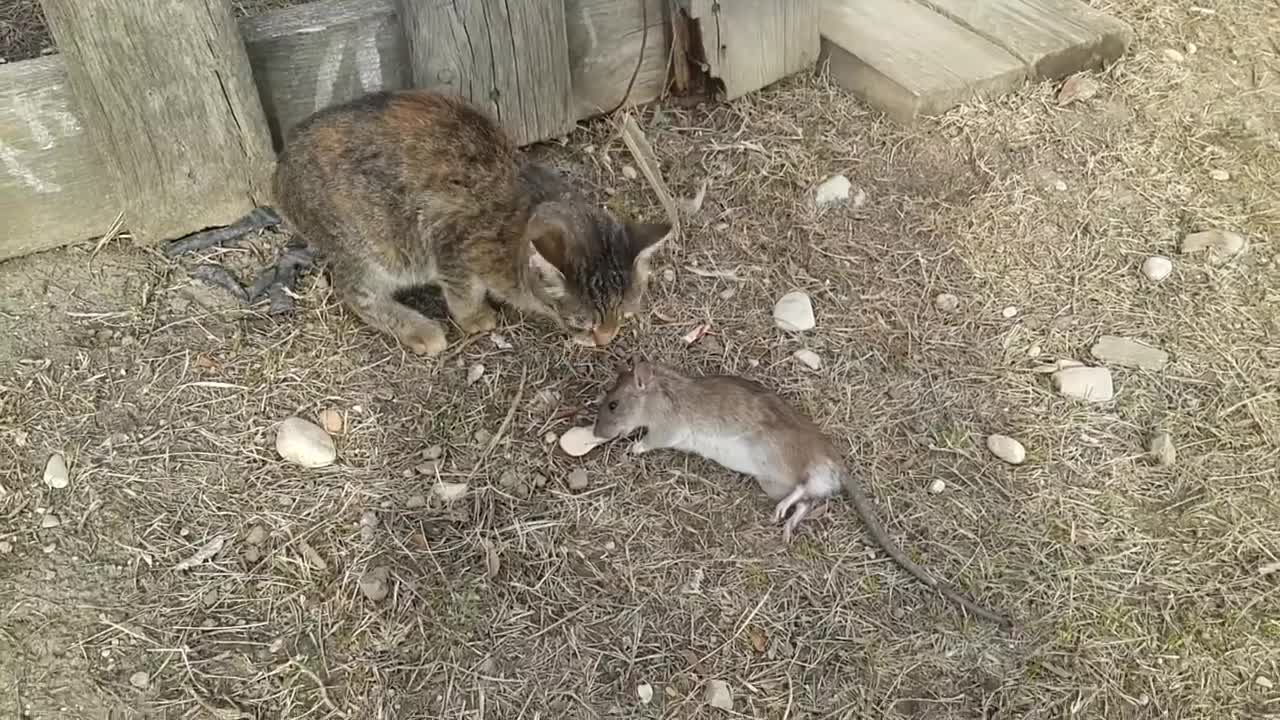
xmin=565 ymin=0 xmax=669 ymax=116
xmin=397 ymin=0 xmax=575 ymax=146
xmin=0 ymin=56 xmax=119 ymax=261
xmin=689 ymin=0 xmax=819 ymax=100
xmin=39 ymin=0 xmax=277 ymax=244
xmin=820 ymin=0 xmax=1026 ymax=124
xmin=918 ymin=0 xmax=1132 ymax=80
xmin=241 ymin=0 xmax=410 ymax=148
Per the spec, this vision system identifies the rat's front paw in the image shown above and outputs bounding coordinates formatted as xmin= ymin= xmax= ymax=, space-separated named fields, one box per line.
xmin=629 ymin=440 xmax=650 ymax=455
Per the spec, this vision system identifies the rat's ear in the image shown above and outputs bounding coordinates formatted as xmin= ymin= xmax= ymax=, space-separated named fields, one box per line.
xmin=525 ymin=216 xmax=569 ymax=298
xmin=633 ymin=360 xmax=655 ymax=389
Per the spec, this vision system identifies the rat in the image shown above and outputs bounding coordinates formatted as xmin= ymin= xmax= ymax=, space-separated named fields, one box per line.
xmin=592 ymin=359 xmax=1014 ymax=629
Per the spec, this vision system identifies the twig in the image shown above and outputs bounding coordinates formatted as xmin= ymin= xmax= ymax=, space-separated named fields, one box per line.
xmin=471 ymin=366 xmax=528 ymax=477
xmin=619 ymin=113 xmax=682 ymax=241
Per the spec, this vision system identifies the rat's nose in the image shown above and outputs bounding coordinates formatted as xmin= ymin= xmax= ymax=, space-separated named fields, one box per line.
xmin=591 ymin=322 xmax=619 ymax=346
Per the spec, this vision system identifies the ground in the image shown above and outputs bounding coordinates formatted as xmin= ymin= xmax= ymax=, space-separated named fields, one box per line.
xmin=2 ymin=0 xmax=1279 ymax=718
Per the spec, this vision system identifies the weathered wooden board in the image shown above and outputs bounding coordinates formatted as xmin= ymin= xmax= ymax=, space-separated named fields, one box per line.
xmin=397 ymin=0 xmax=575 ymax=146
xmin=566 ymin=0 xmax=669 ymax=117
xmin=918 ymin=0 xmax=1133 ymax=80
xmin=40 ymin=0 xmax=277 ymax=244
xmin=242 ymin=0 xmax=410 ymax=149
xmin=688 ymin=0 xmax=819 ymax=100
xmin=0 ymin=57 xmax=119 ymax=261
xmin=819 ymin=0 xmax=1026 ymax=124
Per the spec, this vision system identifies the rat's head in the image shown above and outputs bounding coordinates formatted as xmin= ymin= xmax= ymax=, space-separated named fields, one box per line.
xmin=593 ymin=360 xmax=661 ymax=440
xmin=523 ymin=202 xmax=671 ymax=347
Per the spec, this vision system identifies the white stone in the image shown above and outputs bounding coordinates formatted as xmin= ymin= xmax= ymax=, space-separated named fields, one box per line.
xmin=927 ymin=478 xmax=946 ymax=494
xmin=1027 ymin=345 xmax=1042 ymax=358
xmin=467 ymin=363 xmax=485 ymax=386
xmin=43 ymin=453 xmax=69 ymax=489
xmin=793 ymin=349 xmax=822 ymax=370
xmin=1208 ymin=169 xmax=1229 ymax=181
xmin=276 ymin=417 xmax=336 ymax=468
xmin=773 ymin=291 xmax=815 ymax=332
xmin=1162 ymin=48 xmax=1185 ymax=63
xmin=705 ymin=679 xmax=733 ymax=710
xmin=636 ymin=683 xmax=654 ymax=705
xmin=359 ymin=566 xmax=390 ymax=602
xmin=934 ymin=293 xmax=960 ymax=313
xmin=1141 ymin=256 xmax=1173 ymax=282
xmin=851 ymin=187 xmax=868 ymax=208
xmin=1001 ymin=306 xmax=1019 ymax=319
xmin=559 ymin=427 xmax=605 ymax=457
xmin=1090 ymin=335 xmax=1169 ymax=370
xmin=40 ymin=513 xmax=61 ymax=529
xmin=433 ymin=481 xmax=468 ymax=503
xmin=0 ymin=541 xmax=12 ymax=554
xmin=246 ymin=525 xmax=267 ymax=545
xmin=986 ymin=435 xmax=1027 ymax=465
xmin=1147 ymin=431 xmax=1176 ymax=467
xmin=1181 ymin=229 xmax=1246 ymax=264
xmin=567 ymin=468 xmax=589 ymax=491
xmin=814 ymin=174 xmax=852 ymax=208
xmin=622 ymin=165 xmax=638 ymax=180
xmin=1256 ymin=676 xmax=1274 ymax=689
xmin=129 ymin=671 xmax=150 ymax=689
xmin=1052 ymin=366 xmax=1115 ymax=402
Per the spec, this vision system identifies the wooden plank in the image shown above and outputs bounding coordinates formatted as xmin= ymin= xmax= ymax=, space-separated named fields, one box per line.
xmin=39 ymin=0 xmax=277 ymax=244
xmin=0 ymin=56 xmax=119 ymax=261
xmin=917 ymin=0 xmax=1133 ymax=81
xmin=565 ymin=0 xmax=669 ymax=117
xmin=688 ymin=0 xmax=819 ymax=100
xmin=241 ymin=0 xmax=410 ymax=149
xmin=819 ymin=0 xmax=1027 ymax=124
xmin=397 ymin=0 xmax=575 ymax=146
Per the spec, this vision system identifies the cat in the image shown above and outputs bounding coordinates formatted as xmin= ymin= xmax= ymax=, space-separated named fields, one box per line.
xmin=272 ymin=89 xmax=672 ymax=355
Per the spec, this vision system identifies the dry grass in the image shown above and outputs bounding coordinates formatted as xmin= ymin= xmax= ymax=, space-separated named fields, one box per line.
xmin=2 ymin=0 xmax=1280 ymax=717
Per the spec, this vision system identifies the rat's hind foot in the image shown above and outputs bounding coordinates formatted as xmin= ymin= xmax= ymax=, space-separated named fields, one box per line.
xmin=772 ymin=485 xmax=807 ymax=525
xmin=167 ymin=207 xmax=281 ymax=256
xmin=781 ymin=501 xmax=812 ymax=544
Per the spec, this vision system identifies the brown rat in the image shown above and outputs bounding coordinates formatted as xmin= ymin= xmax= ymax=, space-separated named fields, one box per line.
xmin=593 ymin=360 xmax=1014 ymax=629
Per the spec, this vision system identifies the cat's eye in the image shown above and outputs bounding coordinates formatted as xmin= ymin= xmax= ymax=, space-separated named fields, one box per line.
xmin=608 ymin=401 xmax=618 ymax=411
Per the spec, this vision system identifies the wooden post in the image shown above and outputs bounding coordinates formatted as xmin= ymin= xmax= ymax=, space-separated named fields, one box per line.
xmin=396 ymin=0 xmax=575 ymax=146
xmin=40 ymin=0 xmax=277 ymax=243
xmin=687 ymin=0 xmax=819 ymax=100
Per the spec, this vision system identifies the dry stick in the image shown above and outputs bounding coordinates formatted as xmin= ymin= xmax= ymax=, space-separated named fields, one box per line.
xmin=618 ymin=113 xmax=682 ymax=243
xmin=470 ymin=366 xmax=528 ymax=477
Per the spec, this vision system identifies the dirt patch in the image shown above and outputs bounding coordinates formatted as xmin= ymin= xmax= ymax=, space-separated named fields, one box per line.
xmin=2 ymin=0 xmax=1279 ymax=717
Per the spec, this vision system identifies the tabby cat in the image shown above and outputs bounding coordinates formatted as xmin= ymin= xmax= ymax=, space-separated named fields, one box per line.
xmin=273 ymin=89 xmax=671 ymax=355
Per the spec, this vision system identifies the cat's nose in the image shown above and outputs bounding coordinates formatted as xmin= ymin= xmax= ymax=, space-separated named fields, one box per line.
xmin=592 ymin=324 xmax=619 ymax=346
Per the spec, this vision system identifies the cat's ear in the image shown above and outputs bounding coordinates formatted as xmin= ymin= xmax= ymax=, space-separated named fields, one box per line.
xmin=628 ymin=222 xmax=673 ymax=266
xmin=525 ymin=216 xmax=569 ymax=298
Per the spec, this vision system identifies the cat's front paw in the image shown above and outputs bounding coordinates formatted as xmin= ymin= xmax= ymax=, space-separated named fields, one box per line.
xmin=400 ymin=320 xmax=449 ymax=356
xmin=629 ymin=440 xmax=650 ymax=455
xmin=456 ymin=306 xmax=498 ymax=334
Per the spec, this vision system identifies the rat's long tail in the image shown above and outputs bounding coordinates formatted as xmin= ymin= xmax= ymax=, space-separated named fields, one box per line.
xmin=831 ymin=465 xmax=1015 ymax=630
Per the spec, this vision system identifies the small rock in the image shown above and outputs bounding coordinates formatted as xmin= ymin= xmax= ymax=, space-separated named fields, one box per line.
xmin=416 ymin=459 xmax=441 ymax=475
xmin=474 ymin=428 xmax=493 ymax=446
xmin=1027 ymin=345 xmax=1042 ymax=358
xmin=245 ymin=525 xmax=267 ymax=545
xmin=1056 ymin=74 xmax=1099 ymax=105
xmin=1052 ymin=366 xmax=1115 ymax=402
xmin=0 ymin=541 xmax=12 ymax=554
xmin=316 ymin=407 xmax=344 ymax=434
xmin=275 ymin=417 xmax=337 ymax=468
xmin=532 ymin=473 xmax=548 ymax=488
xmin=1090 ymin=335 xmax=1169 ymax=371
xmin=851 ymin=187 xmax=868 ymax=208
xmin=1053 ymin=179 xmax=1068 ymax=192
xmin=986 ymin=435 xmax=1027 ymax=465
xmin=359 ymin=510 xmax=378 ymax=542
xmin=129 ymin=671 xmax=150 ymax=689
xmin=359 ymin=566 xmax=390 ymax=602
xmin=1147 ymin=431 xmax=1176 ymax=467
xmin=1162 ymin=47 xmax=1185 ymax=63
xmin=40 ymin=513 xmax=61 ymax=529
xmin=1141 ymin=256 xmax=1173 ymax=282
xmin=243 ymin=546 xmax=261 ymax=563
xmin=433 ymin=481 xmax=468 ymax=503
xmin=934 ymin=293 xmax=960 ymax=313
xmin=621 ymin=165 xmax=638 ymax=180
xmin=567 ymin=468 xmax=589 ymax=491
xmin=718 ymin=287 xmax=736 ymax=301
xmin=1001 ymin=306 xmax=1019 ymax=319
xmin=466 ymin=363 xmax=485 ymax=386
xmin=814 ymin=174 xmax=852 ymax=209
xmin=1208 ymin=169 xmax=1230 ymax=181
xmin=793 ymin=349 xmax=822 ymax=370
xmin=663 ymin=268 xmax=676 ymax=283
xmin=498 ymin=470 xmax=519 ymax=488
xmin=637 ymin=682 xmax=654 ymax=705
xmin=423 ymin=444 xmax=444 ymax=460
xmin=43 ymin=453 xmax=69 ymax=489
xmin=705 ymin=679 xmax=733 ymax=710
xmin=405 ymin=494 xmax=426 ymax=509
xmin=773 ymin=291 xmax=815 ymax=332
xmin=1181 ymin=229 xmax=1246 ymax=264
xmin=1256 ymin=676 xmax=1274 ymax=689
xmin=927 ymin=478 xmax=946 ymax=494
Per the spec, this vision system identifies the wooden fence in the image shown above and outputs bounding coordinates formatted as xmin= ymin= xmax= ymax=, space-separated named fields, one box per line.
xmin=0 ymin=0 xmax=817 ymax=261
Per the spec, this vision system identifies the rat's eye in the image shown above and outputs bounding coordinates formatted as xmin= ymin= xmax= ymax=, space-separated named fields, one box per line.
xmin=608 ymin=401 xmax=618 ymax=411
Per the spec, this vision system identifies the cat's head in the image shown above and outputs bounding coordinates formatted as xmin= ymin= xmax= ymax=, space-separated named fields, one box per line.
xmin=523 ymin=201 xmax=671 ymax=347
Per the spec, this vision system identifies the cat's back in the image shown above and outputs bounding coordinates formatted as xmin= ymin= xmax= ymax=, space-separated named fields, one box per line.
xmin=275 ymin=90 xmax=520 ymax=202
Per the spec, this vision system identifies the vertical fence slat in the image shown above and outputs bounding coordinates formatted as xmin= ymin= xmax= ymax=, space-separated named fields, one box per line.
xmin=39 ymin=0 xmax=277 ymax=243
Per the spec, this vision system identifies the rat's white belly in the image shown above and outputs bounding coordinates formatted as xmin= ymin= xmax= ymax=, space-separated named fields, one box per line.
xmin=678 ymin=429 xmax=776 ymax=478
